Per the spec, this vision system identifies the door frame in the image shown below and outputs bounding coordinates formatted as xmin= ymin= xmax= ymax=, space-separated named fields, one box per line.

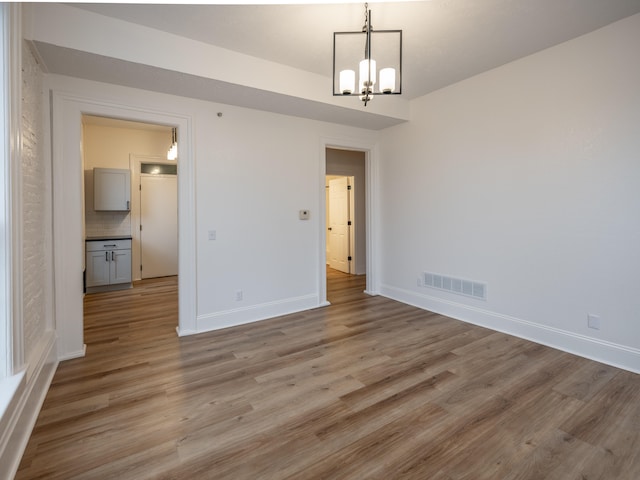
xmin=319 ymin=137 xmax=379 ymax=305
xmin=131 ymin=154 xmax=177 ymax=282
xmin=51 ymin=91 xmax=196 ymax=360
xmin=139 ymin=172 xmax=178 ymax=279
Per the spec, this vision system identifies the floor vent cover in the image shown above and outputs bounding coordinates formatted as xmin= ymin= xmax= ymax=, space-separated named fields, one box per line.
xmin=423 ymin=272 xmax=487 ymax=300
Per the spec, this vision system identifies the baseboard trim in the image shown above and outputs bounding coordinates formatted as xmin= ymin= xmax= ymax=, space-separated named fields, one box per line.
xmin=0 ymin=332 xmax=58 ymax=480
xmin=58 ymin=343 xmax=86 ymax=362
xmin=196 ymin=294 xmax=320 ymax=333
xmin=176 ymin=326 xmax=198 ymax=337
xmin=380 ymin=284 xmax=640 ymax=374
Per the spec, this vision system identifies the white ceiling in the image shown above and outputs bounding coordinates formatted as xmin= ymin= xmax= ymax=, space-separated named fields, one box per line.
xmin=29 ymin=1 xmax=640 ymax=129
xmin=82 ymin=114 xmax=172 ymax=133
xmin=72 ymin=1 xmax=640 ymax=101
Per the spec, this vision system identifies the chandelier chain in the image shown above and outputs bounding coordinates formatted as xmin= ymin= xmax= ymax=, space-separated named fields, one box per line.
xmin=364 ymin=3 xmax=368 ymax=28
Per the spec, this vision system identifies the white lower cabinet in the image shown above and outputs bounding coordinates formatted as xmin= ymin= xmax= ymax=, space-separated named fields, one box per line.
xmin=86 ymin=239 xmax=132 ymax=291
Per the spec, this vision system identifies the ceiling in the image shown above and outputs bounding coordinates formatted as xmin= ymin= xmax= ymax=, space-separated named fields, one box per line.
xmin=31 ymin=1 xmax=640 ymax=129
xmin=82 ymin=114 xmax=172 ymax=133
xmin=72 ymin=1 xmax=640 ymax=101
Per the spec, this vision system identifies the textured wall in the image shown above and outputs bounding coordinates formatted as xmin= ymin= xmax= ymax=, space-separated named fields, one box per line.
xmin=21 ymin=42 xmax=47 ymax=362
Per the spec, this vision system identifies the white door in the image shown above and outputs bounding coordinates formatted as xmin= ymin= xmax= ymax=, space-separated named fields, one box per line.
xmin=328 ymin=177 xmax=351 ymax=273
xmin=140 ymin=174 xmax=178 ymax=279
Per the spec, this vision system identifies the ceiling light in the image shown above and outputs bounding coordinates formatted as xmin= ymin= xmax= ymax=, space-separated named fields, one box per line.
xmin=167 ymin=127 xmax=177 ymax=160
xmin=333 ymin=3 xmax=402 ymax=106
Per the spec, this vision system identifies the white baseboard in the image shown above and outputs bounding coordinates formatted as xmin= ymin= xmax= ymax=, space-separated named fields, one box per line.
xmin=0 ymin=332 xmax=58 ymax=480
xmin=176 ymin=326 xmax=198 ymax=337
xmin=57 ymin=343 xmax=86 ymax=362
xmin=381 ymin=284 xmax=640 ymax=374
xmin=195 ymin=294 xmax=320 ymax=334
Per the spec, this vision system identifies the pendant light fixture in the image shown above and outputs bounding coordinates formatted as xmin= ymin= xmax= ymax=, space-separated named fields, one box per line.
xmin=333 ymin=3 xmax=402 ymax=106
xmin=167 ymin=127 xmax=177 ymax=160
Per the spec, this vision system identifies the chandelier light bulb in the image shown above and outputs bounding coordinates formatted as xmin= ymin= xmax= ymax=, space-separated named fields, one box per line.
xmin=339 ymin=70 xmax=355 ymax=94
xmin=167 ymin=143 xmax=177 ymax=160
xmin=359 ymin=58 xmax=377 ymax=94
xmin=379 ymin=68 xmax=396 ymax=93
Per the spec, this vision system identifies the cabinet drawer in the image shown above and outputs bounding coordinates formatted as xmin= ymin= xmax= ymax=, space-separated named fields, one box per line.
xmin=86 ymin=239 xmax=132 ymax=252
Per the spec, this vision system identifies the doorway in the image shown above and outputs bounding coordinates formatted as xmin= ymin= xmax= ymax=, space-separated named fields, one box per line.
xmin=140 ymin=166 xmax=178 ymax=279
xmin=81 ymin=116 xmax=178 ymax=327
xmin=131 ymin=157 xmax=179 ymax=281
xmin=52 ymin=91 xmax=196 ymax=360
xmin=325 ymin=147 xmax=366 ymax=303
xmin=83 ymin=117 xmax=177 ymax=281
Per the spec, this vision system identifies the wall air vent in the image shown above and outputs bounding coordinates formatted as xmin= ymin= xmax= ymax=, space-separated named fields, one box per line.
xmin=423 ymin=272 xmax=487 ymax=301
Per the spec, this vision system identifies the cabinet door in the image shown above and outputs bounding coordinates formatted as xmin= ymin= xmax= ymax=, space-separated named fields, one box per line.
xmin=86 ymin=250 xmax=111 ymax=287
xmin=111 ymin=249 xmax=132 ymax=284
xmin=94 ymin=168 xmax=131 ymax=211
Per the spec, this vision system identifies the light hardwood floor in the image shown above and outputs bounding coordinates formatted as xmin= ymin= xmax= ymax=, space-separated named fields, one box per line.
xmin=16 ymin=270 xmax=640 ymax=479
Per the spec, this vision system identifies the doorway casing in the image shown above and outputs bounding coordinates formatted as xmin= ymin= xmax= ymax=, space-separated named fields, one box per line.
xmin=319 ymin=137 xmax=379 ymax=305
xmin=51 ymin=91 xmax=196 ymax=361
xmin=131 ymin=154 xmax=178 ymax=282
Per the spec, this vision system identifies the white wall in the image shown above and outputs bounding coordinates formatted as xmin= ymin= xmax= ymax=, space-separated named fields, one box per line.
xmin=45 ymin=74 xmax=378 ymax=357
xmin=83 ymin=124 xmax=170 ymax=172
xmin=379 ymin=13 xmax=640 ymax=372
xmin=193 ymin=105 xmax=376 ymax=328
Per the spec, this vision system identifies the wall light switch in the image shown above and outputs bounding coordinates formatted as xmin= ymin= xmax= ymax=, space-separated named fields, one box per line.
xmin=208 ymin=230 xmax=216 ymax=240
xmin=299 ymin=210 xmax=310 ymax=220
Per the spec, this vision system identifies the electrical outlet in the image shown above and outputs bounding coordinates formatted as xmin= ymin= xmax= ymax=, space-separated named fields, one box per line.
xmin=417 ymin=277 xmax=422 ymax=287
xmin=235 ymin=290 xmax=243 ymax=301
xmin=587 ymin=314 xmax=600 ymax=330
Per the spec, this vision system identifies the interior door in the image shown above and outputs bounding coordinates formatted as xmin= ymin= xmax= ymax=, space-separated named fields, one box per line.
xmin=328 ymin=177 xmax=351 ymax=273
xmin=140 ymin=174 xmax=178 ymax=279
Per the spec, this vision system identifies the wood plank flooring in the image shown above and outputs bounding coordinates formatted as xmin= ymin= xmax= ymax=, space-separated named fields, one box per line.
xmin=16 ymin=269 xmax=640 ymax=479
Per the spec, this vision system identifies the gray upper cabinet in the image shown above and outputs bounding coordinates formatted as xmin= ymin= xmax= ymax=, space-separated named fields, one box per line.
xmin=94 ymin=168 xmax=131 ymax=211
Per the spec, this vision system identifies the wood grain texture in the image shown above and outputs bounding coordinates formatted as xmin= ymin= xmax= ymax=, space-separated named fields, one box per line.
xmin=16 ymin=270 xmax=640 ymax=479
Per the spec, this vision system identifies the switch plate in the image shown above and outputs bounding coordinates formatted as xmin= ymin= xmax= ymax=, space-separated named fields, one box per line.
xmin=208 ymin=230 xmax=216 ymax=240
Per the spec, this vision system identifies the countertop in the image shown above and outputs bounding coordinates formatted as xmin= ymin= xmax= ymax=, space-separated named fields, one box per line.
xmin=85 ymin=235 xmax=133 ymax=241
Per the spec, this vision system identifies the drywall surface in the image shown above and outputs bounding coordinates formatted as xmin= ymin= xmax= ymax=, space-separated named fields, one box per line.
xmin=45 ymin=74 xmax=377 ymax=356
xmin=379 ymin=14 xmax=640 ymax=371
